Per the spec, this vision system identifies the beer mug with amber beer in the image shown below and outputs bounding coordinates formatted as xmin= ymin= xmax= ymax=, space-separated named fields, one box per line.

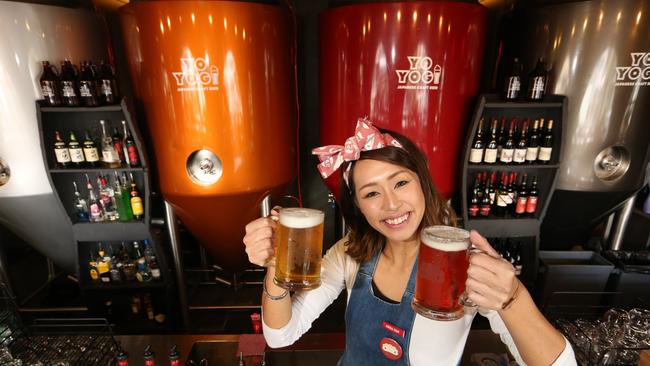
xmin=412 ymin=225 xmax=471 ymax=321
xmin=273 ymin=208 xmax=325 ymax=291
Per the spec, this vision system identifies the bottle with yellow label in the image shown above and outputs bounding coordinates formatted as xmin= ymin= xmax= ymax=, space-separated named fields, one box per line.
xmin=89 ymin=250 xmax=99 ymax=282
xmin=129 ymin=174 xmax=144 ymax=221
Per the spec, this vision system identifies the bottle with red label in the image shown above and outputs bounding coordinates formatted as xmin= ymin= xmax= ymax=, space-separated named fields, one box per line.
xmin=168 ymin=344 xmax=180 ymax=366
xmin=515 ymin=173 xmax=528 ymax=217
xmin=525 ymin=176 xmax=539 ymax=217
xmin=123 ymin=120 xmax=141 ymax=167
xmin=116 ymin=347 xmax=129 ymax=366
xmin=144 ymin=345 xmax=156 ymax=366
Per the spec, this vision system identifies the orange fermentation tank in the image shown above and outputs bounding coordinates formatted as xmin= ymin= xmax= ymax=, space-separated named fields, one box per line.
xmin=119 ymin=1 xmax=296 ymax=271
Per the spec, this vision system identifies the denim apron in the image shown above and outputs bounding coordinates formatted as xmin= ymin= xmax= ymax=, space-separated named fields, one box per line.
xmin=337 ymin=250 xmax=418 ymax=366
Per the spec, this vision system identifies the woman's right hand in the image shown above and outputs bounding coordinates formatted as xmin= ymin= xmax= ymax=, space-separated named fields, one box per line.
xmin=243 ymin=207 xmax=280 ymax=266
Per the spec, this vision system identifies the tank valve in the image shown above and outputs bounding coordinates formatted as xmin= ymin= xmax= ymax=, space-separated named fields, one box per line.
xmin=186 ymin=149 xmax=222 ymax=186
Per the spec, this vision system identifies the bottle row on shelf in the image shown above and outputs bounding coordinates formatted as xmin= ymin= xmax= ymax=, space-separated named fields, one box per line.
xmin=53 ymin=120 xmax=141 ymax=169
xmin=468 ymin=171 xmax=539 ymax=219
xmin=487 ymin=237 xmax=527 ymax=275
xmin=73 ymin=172 xmax=143 ymax=223
xmin=469 ymin=116 xmax=554 ymax=165
xmin=88 ymin=240 xmax=161 ymax=285
xmin=40 ymin=59 xmax=120 ymax=107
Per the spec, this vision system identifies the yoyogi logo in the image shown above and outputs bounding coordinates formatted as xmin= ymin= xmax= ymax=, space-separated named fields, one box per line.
xmin=172 ymin=57 xmax=219 ymax=92
xmin=395 ymin=56 xmax=442 ymax=90
xmin=615 ymin=52 xmax=650 ymax=87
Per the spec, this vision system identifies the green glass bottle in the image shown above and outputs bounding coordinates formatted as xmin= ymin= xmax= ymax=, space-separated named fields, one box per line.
xmin=119 ymin=172 xmax=134 ymax=221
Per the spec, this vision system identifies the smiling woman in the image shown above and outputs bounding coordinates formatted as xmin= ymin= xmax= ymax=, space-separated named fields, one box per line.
xmin=339 ymin=126 xmax=456 ymax=264
xmin=243 ymin=118 xmax=577 ymax=366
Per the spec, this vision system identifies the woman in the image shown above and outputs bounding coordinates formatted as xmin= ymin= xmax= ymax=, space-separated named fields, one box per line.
xmin=243 ymin=119 xmax=576 ymax=365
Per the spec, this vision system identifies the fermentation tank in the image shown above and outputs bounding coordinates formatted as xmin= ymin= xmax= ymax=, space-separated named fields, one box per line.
xmin=320 ymin=1 xmax=487 ymax=199
xmin=119 ymin=1 xmax=297 ymax=271
xmin=0 ymin=2 xmax=109 ymax=272
xmin=512 ymin=0 xmax=650 ymax=247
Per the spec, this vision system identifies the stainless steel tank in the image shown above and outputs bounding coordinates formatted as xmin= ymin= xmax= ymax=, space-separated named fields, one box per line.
xmin=0 ymin=1 xmax=108 ymax=271
xmin=513 ymin=0 xmax=650 ymax=247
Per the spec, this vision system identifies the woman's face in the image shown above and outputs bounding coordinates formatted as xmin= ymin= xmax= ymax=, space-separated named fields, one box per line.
xmin=353 ymin=159 xmax=425 ymax=244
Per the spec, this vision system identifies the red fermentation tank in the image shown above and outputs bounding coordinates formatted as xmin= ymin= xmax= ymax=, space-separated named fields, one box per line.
xmin=320 ymin=2 xmax=487 ymax=199
xmin=119 ymin=1 xmax=297 ymax=271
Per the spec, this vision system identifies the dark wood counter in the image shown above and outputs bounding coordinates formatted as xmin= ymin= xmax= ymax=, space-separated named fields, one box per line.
xmin=116 ymin=330 xmax=512 ymax=365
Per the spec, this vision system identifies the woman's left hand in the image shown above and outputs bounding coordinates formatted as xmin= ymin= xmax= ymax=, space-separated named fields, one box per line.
xmin=465 ymin=230 xmax=520 ymax=312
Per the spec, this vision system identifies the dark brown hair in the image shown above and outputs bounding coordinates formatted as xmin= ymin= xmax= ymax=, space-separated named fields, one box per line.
xmin=340 ymin=128 xmax=457 ymax=264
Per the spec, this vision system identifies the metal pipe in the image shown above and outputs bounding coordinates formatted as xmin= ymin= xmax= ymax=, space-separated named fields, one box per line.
xmin=19 ymin=306 xmax=88 ymax=312
xmin=603 ymin=212 xmax=615 ymax=244
xmin=165 ymin=200 xmax=190 ymax=331
xmin=609 ymin=195 xmax=636 ymax=250
xmin=260 ymin=194 xmax=272 ymax=217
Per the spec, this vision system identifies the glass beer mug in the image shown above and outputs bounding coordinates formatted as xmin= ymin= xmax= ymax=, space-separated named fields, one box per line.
xmin=273 ymin=208 xmax=325 ymax=291
xmin=412 ymin=225 xmax=473 ymax=321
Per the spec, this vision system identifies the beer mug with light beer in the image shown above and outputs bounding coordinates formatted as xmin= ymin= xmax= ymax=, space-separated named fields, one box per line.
xmin=273 ymin=208 xmax=325 ymax=291
xmin=412 ymin=225 xmax=472 ymax=321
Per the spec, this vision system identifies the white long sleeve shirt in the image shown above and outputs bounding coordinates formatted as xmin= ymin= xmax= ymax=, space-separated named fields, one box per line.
xmin=263 ymin=238 xmax=577 ymax=365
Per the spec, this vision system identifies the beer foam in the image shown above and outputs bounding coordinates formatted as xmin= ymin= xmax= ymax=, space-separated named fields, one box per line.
xmin=279 ymin=208 xmax=324 ymax=229
xmin=420 ymin=226 xmax=469 ymax=252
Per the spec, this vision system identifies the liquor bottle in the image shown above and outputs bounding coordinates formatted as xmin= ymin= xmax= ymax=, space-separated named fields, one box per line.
xmin=469 ymin=118 xmax=485 ymax=164
xmin=97 ymin=243 xmax=111 ymax=284
xmin=100 ymin=120 xmax=121 ymax=168
xmin=525 ymin=119 xmax=540 ymax=164
xmin=499 ymin=119 xmax=516 ymax=164
xmin=129 ymin=173 xmax=144 ymax=220
xmin=98 ymin=61 xmax=120 ymax=105
xmin=101 ymin=174 xmax=119 ymax=221
xmin=513 ymin=120 xmax=528 ymax=164
xmin=506 ymin=172 xmax=516 ymax=214
xmin=526 ymin=58 xmax=548 ymax=101
xmin=479 ymin=184 xmax=492 ymax=217
xmin=112 ymin=127 xmax=125 ymax=164
xmin=143 ymin=293 xmax=154 ymax=320
xmin=503 ymin=57 xmax=523 ymax=101
xmin=120 ymin=173 xmax=134 ymax=221
xmin=116 ymin=348 xmax=130 ymax=366
xmin=109 ymin=245 xmax=122 ymax=283
xmin=496 ymin=116 xmax=507 ymax=157
xmin=495 ymin=173 xmax=509 ymax=217
xmin=169 ymin=345 xmax=181 ymax=366
xmin=143 ymin=239 xmax=156 ymax=264
xmin=73 ymin=181 xmax=89 ymax=222
xmin=143 ymin=345 xmax=156 ymax=366
xmin=134 ymin=242 xmax=152 ymax=282
xmin=60 ymin=60 xmax=80 ymax=107
xmin=469 ymin=186 xmax=480 ymax=218
xmin=68 ymin=131 xmax=85 ymax=167
xmin=121 ymin=241 xmax=137 ymax=282
xmin=514 ymin=173 xmax=528 ymax=217
xmin=114 ymin=171 xmax=132 ymax=222
xmin=538 ymin=119 xmax=553 ymax=164
xmin=123 ymin=121 xmax=141 ymax=167
xmin=88 ymin=250 xmax=99 ymax=282
xmin=82 ymin=130 xmax=100 ymax=168
xmin=53 ymin=131 xmax=71 ymax=168
xmin=488 ymin=171 xmax=497 ymax=205
xmin=39 ymin=61 xmax=61 ymax=106
xmin=86 ymin=173 xmax=104 ymax=222
xmin=484 ymin=119 xmax=498 ymax=164
xmin=78 ymin=61 xmax=99 ymax=107
xmin=525 ymin=176 xmax=539 ymax=216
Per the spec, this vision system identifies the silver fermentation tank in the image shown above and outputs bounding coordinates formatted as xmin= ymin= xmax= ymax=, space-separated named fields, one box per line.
xmin=0 ymin=1 xmax=109 ymax=271
xmin=512 ymin=0 xmax=650 ymax=248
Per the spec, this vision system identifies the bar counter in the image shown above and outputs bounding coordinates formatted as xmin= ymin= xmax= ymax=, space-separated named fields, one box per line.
xmin=116 ymin=330 xmax=512 ymax=365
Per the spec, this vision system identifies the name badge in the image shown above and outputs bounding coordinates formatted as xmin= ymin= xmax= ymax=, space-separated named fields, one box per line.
xmin=382 ymin=321 xmax=405 ymax=338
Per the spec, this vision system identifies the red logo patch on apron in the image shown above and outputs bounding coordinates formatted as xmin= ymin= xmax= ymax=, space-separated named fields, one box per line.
xmin=379 ymin=337 xmax=403 ymax=360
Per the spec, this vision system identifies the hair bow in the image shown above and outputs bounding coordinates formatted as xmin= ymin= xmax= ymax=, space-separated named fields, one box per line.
xmin=311 ymin=118 xmax=403 ymax=184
